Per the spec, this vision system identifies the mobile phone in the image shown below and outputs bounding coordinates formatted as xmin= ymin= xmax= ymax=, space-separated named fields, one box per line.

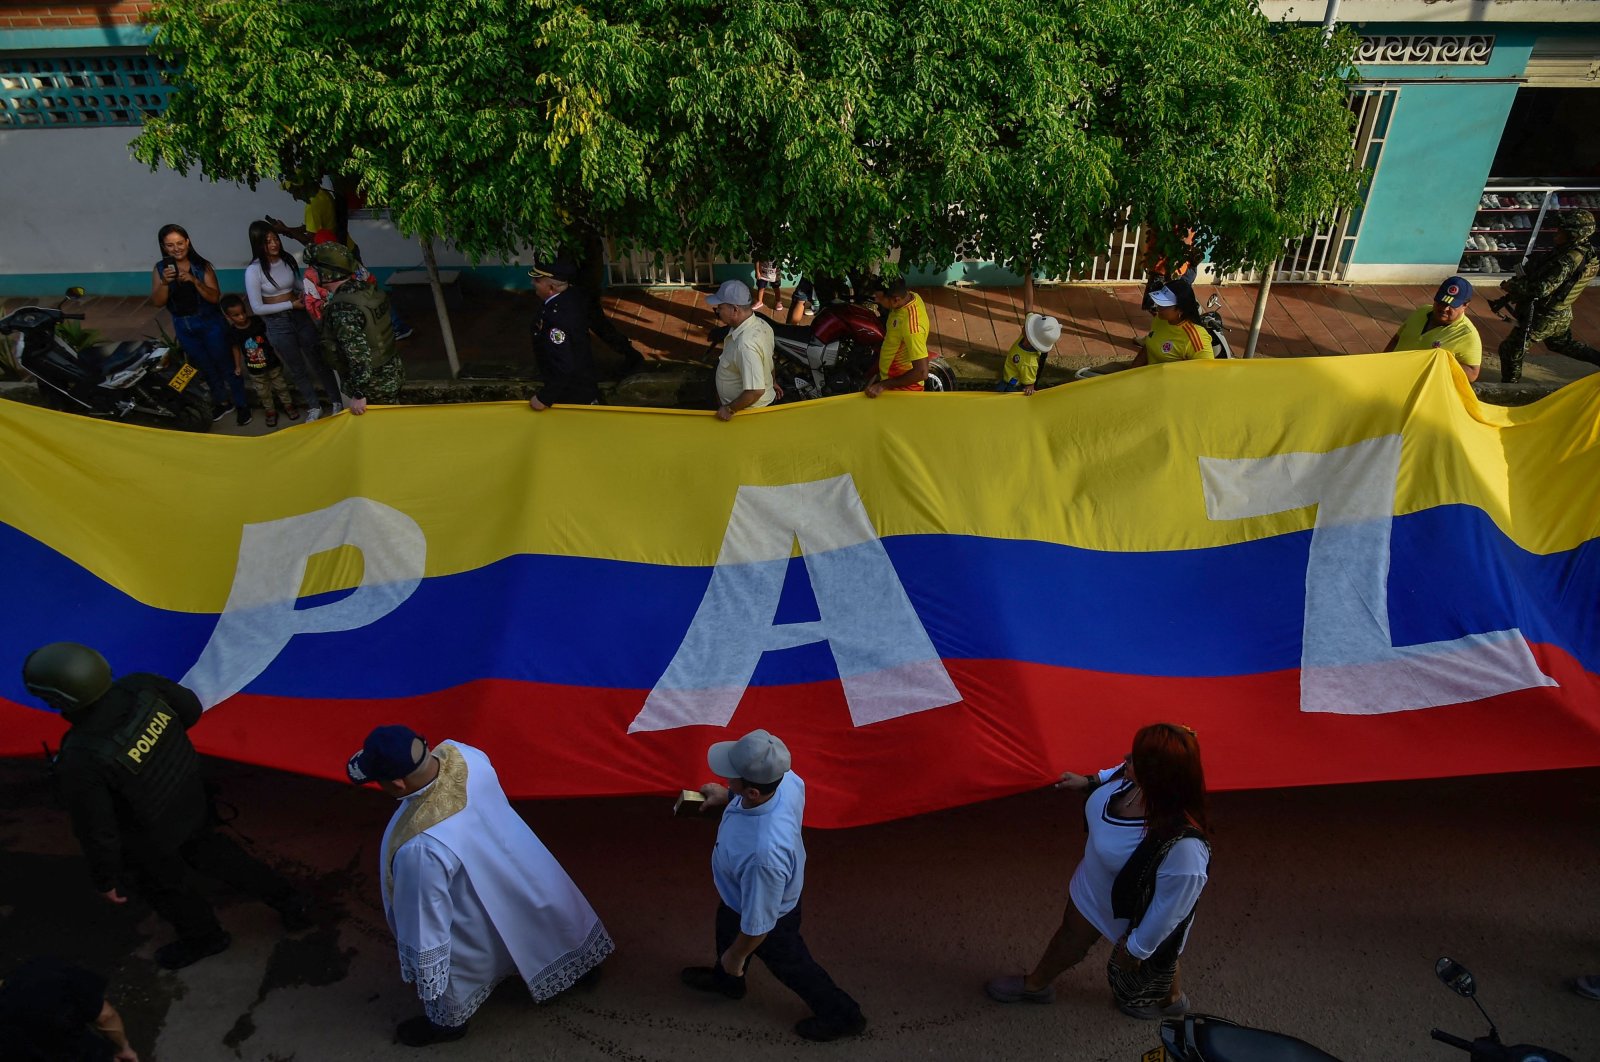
xmin=159 ymin=256 xmax=177 ymax=280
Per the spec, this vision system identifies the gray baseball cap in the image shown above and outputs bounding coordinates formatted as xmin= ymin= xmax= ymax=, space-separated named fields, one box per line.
xmin=707 ymin=729 xmax=791 ymax=784
xmin=705 ymin=279 xmax=753 ymax=307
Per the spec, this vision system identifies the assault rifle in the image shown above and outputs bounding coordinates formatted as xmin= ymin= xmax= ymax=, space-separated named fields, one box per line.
xmin=1488 ymin=290 xmax=1535 ymax=378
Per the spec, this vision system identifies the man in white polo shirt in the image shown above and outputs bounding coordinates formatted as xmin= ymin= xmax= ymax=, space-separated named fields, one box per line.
xmin=679 ymin=729 xmax=866 ymax=1042
xmin=706 ymin=280 xmax=776 ymax=420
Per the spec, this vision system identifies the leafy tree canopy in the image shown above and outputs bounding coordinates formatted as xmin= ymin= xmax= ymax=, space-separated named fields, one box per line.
xmin=134 ymin=0 xmax=1359 ymax=278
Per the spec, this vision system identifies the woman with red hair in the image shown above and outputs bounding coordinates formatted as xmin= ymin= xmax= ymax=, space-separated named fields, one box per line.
xmin=986 ymin=722 xmax=1212 ymax=1018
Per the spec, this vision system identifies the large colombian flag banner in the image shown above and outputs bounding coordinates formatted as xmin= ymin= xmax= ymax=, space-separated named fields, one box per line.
xmin=1 ymin=349 xmax=1598 ymax=826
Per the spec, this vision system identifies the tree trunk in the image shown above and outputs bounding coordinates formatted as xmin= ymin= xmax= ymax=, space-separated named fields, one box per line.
xmin=1244 ymin=259 xmax=1278 ymax=360
xmin=1022 ymin=268 xmax=1035 ymax=317
xmin=421 ymin=237 xmax=460 ymax=379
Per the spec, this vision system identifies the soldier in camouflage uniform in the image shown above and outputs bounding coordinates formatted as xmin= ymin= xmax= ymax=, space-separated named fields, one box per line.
xmin=1496 ymin=209 xmax=1599 ymax=383
xmin=304 ymin=242 xmax=404 ymax=413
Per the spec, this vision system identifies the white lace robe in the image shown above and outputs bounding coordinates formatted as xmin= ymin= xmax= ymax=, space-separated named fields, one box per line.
xmin=381 ymin=742 xmax=613 ymax=1027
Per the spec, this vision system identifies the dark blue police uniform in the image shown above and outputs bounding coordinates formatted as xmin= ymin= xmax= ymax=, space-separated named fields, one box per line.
xmin=531 ymin=289 xmax=603 ymax=406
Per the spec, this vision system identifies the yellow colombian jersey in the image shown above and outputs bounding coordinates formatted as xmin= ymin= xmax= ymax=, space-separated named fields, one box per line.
xmin=304 ymin=190 xmax=357 ymax=250
xmin=1144 ymin=318 xmax=1213 ymax=364
xmin=1393 ymin=306 xmax=1483 ymax=368
xmin=880 ymin=293 xmax=930 ymax=390
xmin=1001 ymin=339 xmax=1041 ymax=386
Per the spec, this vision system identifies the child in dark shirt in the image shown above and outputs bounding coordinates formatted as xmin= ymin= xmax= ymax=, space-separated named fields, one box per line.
xmin=221 ymin=294 xmax=299 ymax=427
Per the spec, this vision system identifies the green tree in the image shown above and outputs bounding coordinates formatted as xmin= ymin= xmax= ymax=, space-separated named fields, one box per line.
xmin=136 ymin=0 xmax=664 ymax=254
xmin=642 ymin=0 xmax=897 ymax=277
xmin=1087 ymin=0 xmax=1362 ymax=278
xmin=865 ymin=0 xmax=1360 ymax=282
xmin=135 ymin=0 xmax=1358 ymax=303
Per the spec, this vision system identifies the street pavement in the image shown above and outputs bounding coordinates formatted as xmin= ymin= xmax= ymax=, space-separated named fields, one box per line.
xmin=2 ymin=757 xmax=1596 ymax=1061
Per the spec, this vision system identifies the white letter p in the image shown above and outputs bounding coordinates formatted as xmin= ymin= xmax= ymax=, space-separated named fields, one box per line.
xmin=182 ymin=498 xmax=426 ymax=708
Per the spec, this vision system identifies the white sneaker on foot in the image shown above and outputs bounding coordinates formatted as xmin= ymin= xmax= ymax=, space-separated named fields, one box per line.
xmin=305 ymin=407 xmax=322 ymax=422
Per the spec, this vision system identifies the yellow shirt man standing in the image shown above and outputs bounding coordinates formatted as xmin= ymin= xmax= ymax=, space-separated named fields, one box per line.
xmin=1385 ymin=275 xmax=1482 ymax=382
xmin=866 ymin=278 xmax=930 ymax=395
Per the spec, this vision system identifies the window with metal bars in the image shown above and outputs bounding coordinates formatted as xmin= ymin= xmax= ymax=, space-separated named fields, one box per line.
xmin=0 ymin=51 xmax=176 ymax=128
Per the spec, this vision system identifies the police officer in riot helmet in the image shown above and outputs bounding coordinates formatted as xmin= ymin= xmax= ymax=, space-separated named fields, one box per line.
xmin=23 ymin=643 xmax=311 ymax=970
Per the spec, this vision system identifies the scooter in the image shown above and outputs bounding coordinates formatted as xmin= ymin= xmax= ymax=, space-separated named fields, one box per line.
xmin=0 ymin=288 xmax=210 ymax=431
xmin=1075 ymin=292 xmax=1236 ymax=380
xmin=1145 ymin=958 xmax=1571 ymax=1062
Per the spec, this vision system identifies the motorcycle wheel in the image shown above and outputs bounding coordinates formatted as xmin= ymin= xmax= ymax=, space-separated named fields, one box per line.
xmin=926 ymin=365 xmax=954 ymax=392
xmin=173 ymin=393 xmax=212 ymax=432
xmin=137 ymin=380 xmax=212 ymax=432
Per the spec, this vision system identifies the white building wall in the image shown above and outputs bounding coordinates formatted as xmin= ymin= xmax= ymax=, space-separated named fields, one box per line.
xmin=0 ymin=126 xmax=486 ymax=295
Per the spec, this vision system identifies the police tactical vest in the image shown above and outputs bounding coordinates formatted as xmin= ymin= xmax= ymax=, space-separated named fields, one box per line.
xmin=62 ymin=685 xmax=203 ymax=834
xmin=323 ymin=281 xmax=397 ymax=373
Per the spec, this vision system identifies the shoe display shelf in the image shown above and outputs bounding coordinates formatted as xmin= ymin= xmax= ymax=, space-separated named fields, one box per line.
xmin=1459 ymin=184 xmax=1600 ymax=279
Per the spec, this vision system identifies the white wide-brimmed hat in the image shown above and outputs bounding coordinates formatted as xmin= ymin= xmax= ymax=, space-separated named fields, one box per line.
xmin=1024 ymin=313 xmax=1061 ymax=352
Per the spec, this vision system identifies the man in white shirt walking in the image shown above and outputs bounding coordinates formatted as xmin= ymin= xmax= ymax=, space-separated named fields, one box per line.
xmin=705 ymin=280 xmax=776 ymax=420
xmin=680 ymin=729 xmax=866 ymax=1041
xmin=348 ymin=726 xmax=613 ymax=1047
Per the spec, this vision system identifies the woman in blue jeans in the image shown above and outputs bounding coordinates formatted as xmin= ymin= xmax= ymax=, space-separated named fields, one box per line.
xmin=244 ymin=220 xmax=341 ymax=418
xmin=151 ymin=224 xmax=252 ymax=425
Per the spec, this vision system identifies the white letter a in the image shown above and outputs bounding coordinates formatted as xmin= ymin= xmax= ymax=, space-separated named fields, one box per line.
xmin=628 ymin=474 xmax=960 ymax=734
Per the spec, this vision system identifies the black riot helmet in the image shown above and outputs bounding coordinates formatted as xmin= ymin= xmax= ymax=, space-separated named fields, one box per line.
xmin=23 ymin=642 xmax=113 ymax=716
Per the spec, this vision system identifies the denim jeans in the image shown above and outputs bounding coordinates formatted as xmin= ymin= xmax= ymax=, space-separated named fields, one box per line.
xmin=172 ymin=312 xmax=248 ymax=408
xmin=263 ymin=309 xmax=338 ymax=408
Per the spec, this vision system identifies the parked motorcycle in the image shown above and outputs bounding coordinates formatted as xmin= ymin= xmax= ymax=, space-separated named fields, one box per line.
xmin=1144 ymin=958 xmax=1571 ymax=1062
xmin=763 ymin=300 xmax=956 ymax=401
xmin=1075 ymin=292 xmax=1236 ymax=380
xmin=0 ymin=288 xmax=210 ymax=431
xmin=612 ymin=299 xmax=956 ymax=409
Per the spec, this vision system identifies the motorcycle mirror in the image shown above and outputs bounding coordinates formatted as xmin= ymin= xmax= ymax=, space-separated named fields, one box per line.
xmin=1435 ymin=957 xmax=1477 ymax=999
xmin=64 ymin=286 xmax=85 ymax=299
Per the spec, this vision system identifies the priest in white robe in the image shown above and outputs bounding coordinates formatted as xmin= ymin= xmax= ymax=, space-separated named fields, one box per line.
xmin=348 ymin=725 xmax=613 ymax=1047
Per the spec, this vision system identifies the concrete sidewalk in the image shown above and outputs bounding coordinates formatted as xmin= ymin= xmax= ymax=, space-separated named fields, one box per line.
xmin=4 ymin=280 xmax=1595 ymax=435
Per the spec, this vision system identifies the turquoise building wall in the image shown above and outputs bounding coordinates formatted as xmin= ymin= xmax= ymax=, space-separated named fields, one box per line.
xmin=1346 ymin=26 xmax=1535 ymax=270
xmin=1349 ymin=82 xmax=1520 ymax=267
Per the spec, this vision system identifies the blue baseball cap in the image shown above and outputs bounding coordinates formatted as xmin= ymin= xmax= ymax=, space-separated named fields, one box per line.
xmin=347 ymin=725 xmax=428 ymax=784
xmin=1434 ymin=276 xmax=1474 ymax=306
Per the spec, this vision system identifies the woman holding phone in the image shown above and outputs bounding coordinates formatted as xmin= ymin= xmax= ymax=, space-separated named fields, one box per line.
xmin=151 ymin=224 xmax=251 ymax=425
